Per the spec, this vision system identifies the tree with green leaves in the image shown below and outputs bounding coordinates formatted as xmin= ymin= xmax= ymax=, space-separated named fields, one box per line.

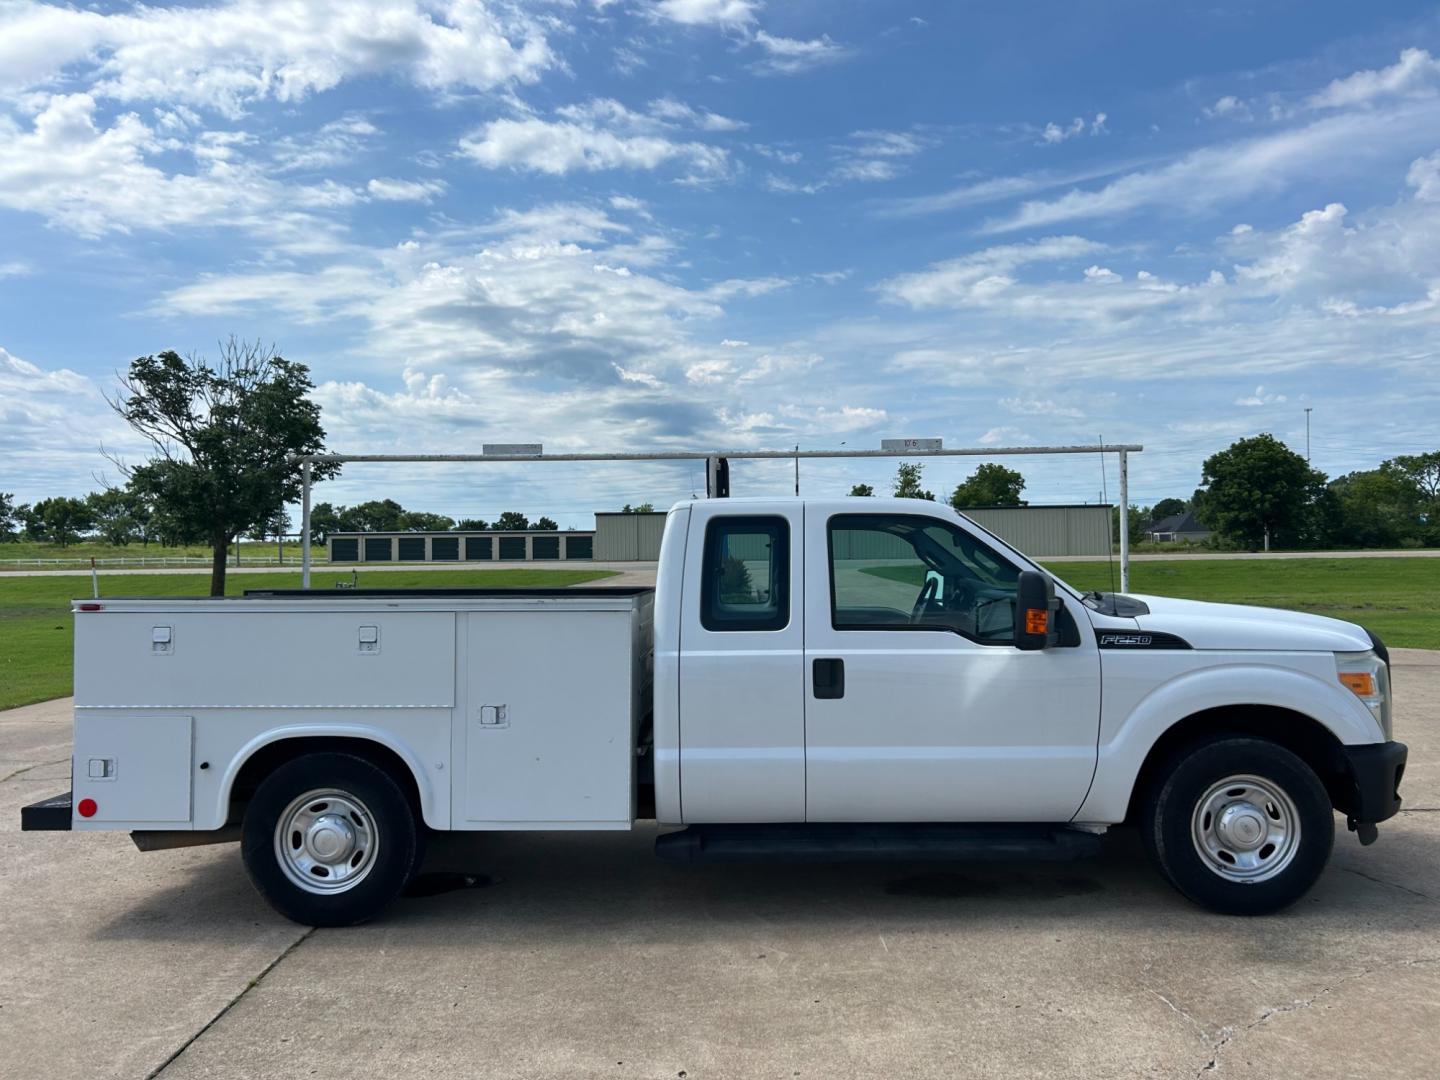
xmin=86 ymin=489 xmax=140 ymax=546
xmin=620 ymin=503 xmax=655 ymax=513
xmin=1197 ymin=434 xmax=1327 ymax=550
xmin=532 ymin=516 xmax=559 ymax=530
xmin=949 ymin=463 xmax=1027 ymax=509
xmin=1149 ymin=497 xmax=1187 ymax=523
xmin=400 ymin=511 xmax=456 ymax=532
xmin=1388 ymin=451 xmax=1440 ymax=500
xmin=494 ymin=511 xmax=529 ymax=531
xmin=1326 ymin=467 xmax=1425 ymax=548
xmin=308 ymin=502 xmax=343 ymax=545
xmin=31 ymin=496 xmax=94 ymax=547
xmin=0 ymin=493 xmax=17 ymax=541
xmin=848 ymin=483 xmax=874 ymax=496
xmin=892 ymin=462 xmax=935 ymax=501
xmin=248 ymin=508 xmax=293 ymax=543
xmin=456 ymin=517 xmax=490 ymax=531
xmin=109 ymin=339 xmax=338 ymax=596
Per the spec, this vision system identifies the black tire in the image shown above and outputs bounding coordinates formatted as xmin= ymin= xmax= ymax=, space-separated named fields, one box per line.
xmin=242 ymin=752 xmax=425 ymax=927
xmin=1141 ymin=737 xmax=1333 ymax=915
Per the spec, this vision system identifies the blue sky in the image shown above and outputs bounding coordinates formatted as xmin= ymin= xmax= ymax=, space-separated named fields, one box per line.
xmin=2 ymin=0 xmax=1439 ymax=527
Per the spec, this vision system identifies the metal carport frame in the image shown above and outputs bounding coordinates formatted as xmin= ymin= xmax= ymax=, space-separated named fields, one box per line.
xmin=291 ymin=443 xmax=1143 ymax=590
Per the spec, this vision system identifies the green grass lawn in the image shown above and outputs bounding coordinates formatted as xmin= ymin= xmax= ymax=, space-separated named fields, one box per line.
xmin=861 ymin=558 xmax=1438 ymax=650
xmin=1049 ymin=558 xmax=1437 ymax=649
xmin=0 ymin=567 xmax=617 ymax=711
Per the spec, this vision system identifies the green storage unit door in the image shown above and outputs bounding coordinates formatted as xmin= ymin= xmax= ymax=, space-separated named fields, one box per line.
xmin=532 ymin=535 xmax=560 ymax=560
xmin=464 ymin=536 xmax=492 ymax=560
xmin=363 ymin=537 xmax=393 ymax=561
xmin=498 ymin=535 xmax=527 ymax=560
xmin=331 ymin=538 xmax=359 ymax=562
xmin=431 ymin=536 xmax=459 ymax=560
xmin=397 ymin=536 xmax=427 ymax=561
xmin=564 ymin=535 xmax=593 ymax=560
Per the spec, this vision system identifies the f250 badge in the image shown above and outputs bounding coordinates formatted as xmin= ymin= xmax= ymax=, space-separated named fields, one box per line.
xmin=1099 ymin=633 xmax=1153 ymax=646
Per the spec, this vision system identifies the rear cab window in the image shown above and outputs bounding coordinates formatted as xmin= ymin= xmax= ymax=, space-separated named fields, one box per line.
xmin=701 ymin=516 xmax=789 ymax=632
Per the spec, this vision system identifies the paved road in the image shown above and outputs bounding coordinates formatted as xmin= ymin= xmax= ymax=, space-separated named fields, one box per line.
xmin=2 ymin=655 xmax=1437 ymax=1079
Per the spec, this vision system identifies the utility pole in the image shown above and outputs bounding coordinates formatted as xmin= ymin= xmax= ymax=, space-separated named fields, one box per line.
xmin=1305 ymin=407 xmax=1313 ymax=462
xmin=794 ymin=445 xmax=800 ymax=496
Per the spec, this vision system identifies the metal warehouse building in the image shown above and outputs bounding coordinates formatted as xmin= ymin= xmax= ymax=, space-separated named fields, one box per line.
xmin=326 ymin=505 xmax=1111 ymax=563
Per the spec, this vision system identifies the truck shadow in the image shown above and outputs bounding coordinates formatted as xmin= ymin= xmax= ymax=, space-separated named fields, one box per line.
xmin=90 ymin=819 xmax=1440 ymax=943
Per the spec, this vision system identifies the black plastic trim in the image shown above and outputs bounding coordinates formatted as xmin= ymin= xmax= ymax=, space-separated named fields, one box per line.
xmin=21 ymin=790 xmax=72 ymax=831
xmin=1096 ymin=631 xmax=1193 ymax=650
xmin=654 ymin=823 xmax=1103 ymax=863
xmin=1340 ymin=741 xmax=1407 ymax=824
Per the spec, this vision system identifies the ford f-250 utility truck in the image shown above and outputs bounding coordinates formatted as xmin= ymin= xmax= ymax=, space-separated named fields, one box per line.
xmin=22 ymin=497 xmax=1407 ymax=925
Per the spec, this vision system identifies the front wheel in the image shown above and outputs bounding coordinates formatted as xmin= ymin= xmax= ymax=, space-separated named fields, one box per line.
xmin=1141 ymin=737 xmax=1333 ymax=915
xmin=242 ymin=752 xmax=424 ymax=926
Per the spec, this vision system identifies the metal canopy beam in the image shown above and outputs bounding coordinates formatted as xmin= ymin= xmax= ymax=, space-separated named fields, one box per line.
xmin=295 ymin=443 xmax=1141 ymax=590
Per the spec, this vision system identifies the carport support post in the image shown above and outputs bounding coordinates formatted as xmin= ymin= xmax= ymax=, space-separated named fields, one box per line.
xmin=301 ymin=459 xmax=312 ymax=589
xmin=1118 ymin=449 xmax=1130 ymax=593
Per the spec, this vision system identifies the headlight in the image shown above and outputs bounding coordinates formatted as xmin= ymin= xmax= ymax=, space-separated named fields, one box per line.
xmin=1336 ymin=650 xmax=1392 ymax=739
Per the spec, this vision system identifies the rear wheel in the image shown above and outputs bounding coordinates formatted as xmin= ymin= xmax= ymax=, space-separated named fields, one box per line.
xmin=1141 ymin=737 xmax=1333 ymax=915
xmin=242 ymin=752 xmax=424 ymax=926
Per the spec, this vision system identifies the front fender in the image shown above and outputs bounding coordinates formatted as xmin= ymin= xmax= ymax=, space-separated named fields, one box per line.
xmin=205 ymin=723 xmax=446 ymax=831
xmin=1076 ymin=658 xmax=1381 ymax=823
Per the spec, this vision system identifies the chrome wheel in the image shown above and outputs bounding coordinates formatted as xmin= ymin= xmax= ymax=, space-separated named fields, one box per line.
xmin=274 ymin=788 xmax=379 ymax=895
xmin=1190 ymin=774 xmax=1301 ymax=883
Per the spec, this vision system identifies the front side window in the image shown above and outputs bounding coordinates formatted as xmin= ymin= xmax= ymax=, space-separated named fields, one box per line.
xmin=701 ymin=516 xmax=789 ymax=632
xmin=828 ymin=514 xmax=1020 ymax=643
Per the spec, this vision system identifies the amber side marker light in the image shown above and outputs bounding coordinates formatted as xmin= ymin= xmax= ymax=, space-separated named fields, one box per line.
xmin=1025 ymin=609 xmax=1049 ymax=635
xmin=1339 ymin=671 xmax=1376 ymax=697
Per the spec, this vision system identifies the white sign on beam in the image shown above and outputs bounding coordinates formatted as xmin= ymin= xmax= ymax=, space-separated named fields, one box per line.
xmin=482 ymin=443 xmax=543 ymax=456
xmin=880 ymin=438 xmax=943 ymax=452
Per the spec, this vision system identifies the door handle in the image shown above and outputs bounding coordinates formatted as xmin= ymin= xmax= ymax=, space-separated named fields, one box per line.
xmin=813 ymin=658 xmax=844 ymax=700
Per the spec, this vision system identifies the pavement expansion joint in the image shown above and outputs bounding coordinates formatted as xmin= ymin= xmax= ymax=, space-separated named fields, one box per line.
xmin=145 ymin=926 xmax=316 ymax=1078
xmin=0 ymin=758 xmax=68 ymax=785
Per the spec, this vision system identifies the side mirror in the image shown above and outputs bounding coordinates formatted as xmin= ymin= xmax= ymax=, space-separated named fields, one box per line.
xmin=1014 ymin=570 xmax=1058 ymax=651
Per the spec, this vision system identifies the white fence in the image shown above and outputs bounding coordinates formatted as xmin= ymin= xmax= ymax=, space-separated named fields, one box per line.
xmin=0 ymin=555 xmax=332 ymax=569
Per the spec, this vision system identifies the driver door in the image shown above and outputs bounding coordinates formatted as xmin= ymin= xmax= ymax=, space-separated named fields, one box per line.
xmin=802 ymin=510 xmax=1101 ymax=822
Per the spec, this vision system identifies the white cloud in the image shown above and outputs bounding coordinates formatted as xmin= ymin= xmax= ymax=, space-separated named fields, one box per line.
xmin=0 ymin=92 xmax=360 ymax=238
xmin=1307 ymin=48 xmax=1440 ymax=110
xmin=648 ymin=0 xmax=758 ymax=27
xmin=977 ymin=426 xmax=1034 ymax=446
xmin=647 ymin=96 xmax=746 ymax=132
xmin=685 ymin=358 xmax=732 ymax=383
xmin=459 ymin=98 xmax=735 ymax=180
xmin=367 ymin=177 xmax=446 ymax=202
xmin=1040 ymin=113 xmax=1107 ymax=145
xmin=0 ymin=0 xmax=556 ymax=118
xmin=1083 ymin=265 xmax=1120 ymax=283
xmin=1235 ymin=385 xmax=1287 ymax=406
xmin=1203 ymin=95 xmax=1251 ymax=120
xmin=877 ymin=236 xmax=1107 ymax=309
xmin=984 ymin=101 xmax=1440 ymax=232
xmin=752 ymin=31 xmax=848 ymax=75
xmin=999 ymin=396 xmax=1084 ymax=418
xmin=271 ymin=114 xmax=378 ymax=172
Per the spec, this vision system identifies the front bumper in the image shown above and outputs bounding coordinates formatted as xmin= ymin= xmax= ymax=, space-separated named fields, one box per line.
xmin=1341 ymin=742 xmax=1407 ymax=825
xmin=21 ymin=790 xmax=72 ymax=831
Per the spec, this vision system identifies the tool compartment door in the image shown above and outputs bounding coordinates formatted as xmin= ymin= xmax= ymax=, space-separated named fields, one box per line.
xmin=460 ymin=611 xmax=635 ymax=829
xmin=72 ymin=714 xmax=194 ymax=828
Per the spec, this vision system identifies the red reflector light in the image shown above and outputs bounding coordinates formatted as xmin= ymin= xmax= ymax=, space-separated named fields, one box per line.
xmin=78 ymin=604 xmax=104 ymax=612
xmin=77 ymin=798 xmax=98 ymax=818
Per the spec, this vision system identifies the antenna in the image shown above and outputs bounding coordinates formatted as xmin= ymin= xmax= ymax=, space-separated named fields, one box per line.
xmin=1098 ymin=437 xmax=1118 ymax=596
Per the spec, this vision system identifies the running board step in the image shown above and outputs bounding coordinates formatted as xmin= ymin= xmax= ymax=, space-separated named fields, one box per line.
xmin=654 ymin=823 xmax=1102 ymax=863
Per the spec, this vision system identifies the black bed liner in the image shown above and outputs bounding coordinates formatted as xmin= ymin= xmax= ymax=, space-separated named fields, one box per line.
xmin=242 ymin=586 xmax=656 ymax=599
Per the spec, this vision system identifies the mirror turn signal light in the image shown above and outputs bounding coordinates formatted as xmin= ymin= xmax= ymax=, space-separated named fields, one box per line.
xmin=1338 ymin=671 xmax=1376 ymax=697
xmin=1024 ymin=609 xmax=1049 ymax=635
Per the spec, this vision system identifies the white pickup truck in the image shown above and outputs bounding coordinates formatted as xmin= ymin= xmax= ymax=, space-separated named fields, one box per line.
xmin=23 ymin=497 xmax=1407 ymax=924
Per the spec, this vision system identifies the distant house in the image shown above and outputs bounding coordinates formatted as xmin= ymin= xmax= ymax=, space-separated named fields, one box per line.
xmin=1146 ymin=512 xmax=1211 ymax=543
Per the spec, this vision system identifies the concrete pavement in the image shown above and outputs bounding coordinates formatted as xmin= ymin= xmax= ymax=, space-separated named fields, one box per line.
xmin=2 ymin=655 xmax=1437 ymax=1079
